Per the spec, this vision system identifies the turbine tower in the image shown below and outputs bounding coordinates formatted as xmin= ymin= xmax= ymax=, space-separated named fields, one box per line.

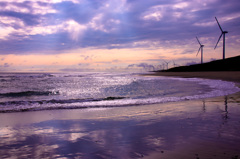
xmin=196 ymin=36 xmax=204 ymax=64
xmin=214 ymin=17 xmax=228 ymax=60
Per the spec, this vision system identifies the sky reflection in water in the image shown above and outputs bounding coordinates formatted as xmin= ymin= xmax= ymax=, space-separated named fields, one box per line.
xmin=0 ymin=95 xmax=240 ymax=159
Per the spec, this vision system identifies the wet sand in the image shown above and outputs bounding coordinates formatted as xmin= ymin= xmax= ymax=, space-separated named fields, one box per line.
xmin=0 ymin=72 xmax=240 ymax=159
xmin=148 ymin=71 xmax=240 ymax=83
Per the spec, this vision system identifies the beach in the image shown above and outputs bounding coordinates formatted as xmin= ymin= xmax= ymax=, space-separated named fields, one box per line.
xmin=148 ymin=71 xmax=240 ymax=83
xmin=0 ymin=72 xmax=240 ymax=159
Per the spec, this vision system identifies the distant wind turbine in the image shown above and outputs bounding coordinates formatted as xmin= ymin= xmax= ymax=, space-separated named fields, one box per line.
xmin=163 ymin=60 xmax=170 ymax=70
xmin=161 ymin=63 xmax=165 ymax=70
xmin=214 ymin=17 xmax=228 ymax=60
xmin=172 ymin=60 xmax=178 ymax=67
xmin=196 ymin=36 xmax=204 ymax=64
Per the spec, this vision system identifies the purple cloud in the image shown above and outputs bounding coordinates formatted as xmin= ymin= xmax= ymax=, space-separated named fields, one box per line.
xmin=0 ymin=0 xmax=239 ymax=55
xmin=127 ymin=63 xmax=155 ymax=71
xmin=0 ymin=62 xmax=11 ymax=67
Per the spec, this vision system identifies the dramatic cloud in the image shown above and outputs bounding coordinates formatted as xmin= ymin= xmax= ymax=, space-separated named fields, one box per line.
xmin=0 ymin=0 xmax=239 ymax=72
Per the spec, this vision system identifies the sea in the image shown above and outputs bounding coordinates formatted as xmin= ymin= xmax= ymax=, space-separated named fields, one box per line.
xmin=0 ymin=72 xmax=239 ymax=113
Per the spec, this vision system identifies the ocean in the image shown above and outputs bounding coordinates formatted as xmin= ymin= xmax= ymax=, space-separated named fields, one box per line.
xmin=0 ymin=72 xmax=239 ymax=113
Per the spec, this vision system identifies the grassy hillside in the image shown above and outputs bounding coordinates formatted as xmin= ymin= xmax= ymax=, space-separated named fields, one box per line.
xmin=158 ymin=55 xmax=240 ymax=72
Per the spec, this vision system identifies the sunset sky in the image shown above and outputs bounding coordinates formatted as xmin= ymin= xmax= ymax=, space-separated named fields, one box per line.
xmin=0 ymin=0 xmax=239 ymax=72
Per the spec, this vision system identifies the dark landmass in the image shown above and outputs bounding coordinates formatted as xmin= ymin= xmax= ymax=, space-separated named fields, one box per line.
xmin=148 ymin=56 xmax=240 ymax=83
xmin=157 ymin=55 xmax=240 ymax=72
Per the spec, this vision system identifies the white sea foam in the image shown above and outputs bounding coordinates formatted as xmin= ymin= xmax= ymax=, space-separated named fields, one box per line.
xmin=0 ymin=73 xmax=239 ymax=112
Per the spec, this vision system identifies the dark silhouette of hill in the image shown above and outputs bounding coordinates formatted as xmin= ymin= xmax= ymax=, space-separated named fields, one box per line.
xmin=158 ymin=55 xmax=240 ymax=72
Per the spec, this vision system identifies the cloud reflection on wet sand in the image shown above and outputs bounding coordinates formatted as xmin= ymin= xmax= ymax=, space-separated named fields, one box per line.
xmin=0 ymin=93 xmax=240 ymax=158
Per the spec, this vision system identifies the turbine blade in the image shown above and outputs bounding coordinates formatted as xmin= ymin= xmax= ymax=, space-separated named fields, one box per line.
xmin=214 ymin=33 xmax=223 ymax=49
xmin=196 ymin=47 xmax=201 ymax=56
xmin=215 ymin=17 xmax=223 ymax=32
xmin=196 ymin=36 xmax=201 ymax=45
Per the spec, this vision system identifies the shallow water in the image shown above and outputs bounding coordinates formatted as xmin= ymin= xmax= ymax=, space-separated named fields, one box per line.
xmin=0 ymin=93 xmax=240 ymax=159
xmin=0 ymin=72 xmax=239 ymax=112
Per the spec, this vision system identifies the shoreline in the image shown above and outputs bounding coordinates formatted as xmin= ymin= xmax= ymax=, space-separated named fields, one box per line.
xmin=145 ymin=71 xmax=240 ymax=98
xmin=1 ymin=94 xmax=239 ymax=158
xmin=146 ymin=71 xmax=240 ymax=84
xmin=0 ymin=72 xmax=240 ymax=158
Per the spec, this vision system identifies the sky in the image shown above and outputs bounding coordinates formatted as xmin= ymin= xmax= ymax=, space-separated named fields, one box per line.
xmin=0 ymin=0 xmax=240 ymax=72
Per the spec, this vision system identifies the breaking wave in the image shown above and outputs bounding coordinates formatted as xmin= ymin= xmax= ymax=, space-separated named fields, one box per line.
xmin=0 ymin=73 xmax=239 ymax=113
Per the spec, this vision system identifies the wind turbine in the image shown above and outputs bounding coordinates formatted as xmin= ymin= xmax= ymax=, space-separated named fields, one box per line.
xmin=214 ymin=17 xmax=228 ymax=60
xmin=163 ymin=60 xmax=170 ymax=70
xmin=172 ymin=60 xmax=178 ymax=67
xmin=196 ymin=36 xmax=204 ymax=64
xmin=161 ymin=63 xmax=166 ymax=70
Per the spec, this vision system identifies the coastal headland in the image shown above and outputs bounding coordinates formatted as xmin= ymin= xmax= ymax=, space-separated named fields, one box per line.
xmin=150 ymin=55 xmax=240 ymax=83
